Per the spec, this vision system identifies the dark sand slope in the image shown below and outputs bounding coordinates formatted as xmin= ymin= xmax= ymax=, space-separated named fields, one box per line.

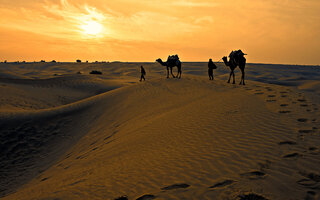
xmin=0 ymin=62 xmax=319 ymax=200
xmin=0 ymin=75 xmax=124 ymax=197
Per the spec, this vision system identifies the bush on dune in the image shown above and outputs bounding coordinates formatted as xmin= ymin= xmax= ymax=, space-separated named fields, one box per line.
xmin=90 ymin=70 xmax=102 ymax=75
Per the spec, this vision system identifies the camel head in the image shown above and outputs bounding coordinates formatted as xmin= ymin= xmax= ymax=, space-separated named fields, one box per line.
xmin=222 ymin=56 xmax=229 ymax=66
xmin=156 ymin=58 xmax=167 ymax=67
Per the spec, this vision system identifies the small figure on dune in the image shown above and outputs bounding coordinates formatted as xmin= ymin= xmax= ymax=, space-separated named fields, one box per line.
xmin=208 ymin=58 xmax=217 ymax=80
xmin=140 ymin=65 xmax=146 ymax=81
xmin=156 ymin=54 xmax=182 ymax=79
xmin=222 ymin=49 xmax=247 ymax=85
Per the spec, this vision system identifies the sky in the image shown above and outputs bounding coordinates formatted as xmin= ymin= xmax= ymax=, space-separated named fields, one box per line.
xmin=0 ymin=0 xmax=319 ymax=64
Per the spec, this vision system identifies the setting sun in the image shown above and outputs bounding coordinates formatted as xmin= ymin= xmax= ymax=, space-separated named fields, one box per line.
xmin=81 ymin=20 xmax=103 ymax=36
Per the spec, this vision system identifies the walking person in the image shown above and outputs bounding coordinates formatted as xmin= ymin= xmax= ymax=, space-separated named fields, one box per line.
xmin=208 ymin=58 xmax=217 ymax=80
xmin=140 ymin=65 xmax=146 ymax=81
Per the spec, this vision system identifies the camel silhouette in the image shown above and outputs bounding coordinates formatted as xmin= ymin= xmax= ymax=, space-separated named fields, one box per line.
xmin=156 ymin=55 xmax=182 ymax=79
xmin=222 ymin=50 xmax=246 ymax=85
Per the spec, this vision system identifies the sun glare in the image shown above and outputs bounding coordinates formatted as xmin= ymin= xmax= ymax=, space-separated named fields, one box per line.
xmin=81 ymin=20 xmax=103 ymax=36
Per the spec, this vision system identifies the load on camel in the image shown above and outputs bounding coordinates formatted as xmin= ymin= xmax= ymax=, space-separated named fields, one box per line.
xmin=156 ymin=54 xmax=182 ymax=79
xmin=222 ymin=50 xmax=247 ymax=85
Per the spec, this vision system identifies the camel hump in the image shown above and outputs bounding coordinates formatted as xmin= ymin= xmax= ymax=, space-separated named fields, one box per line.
xmin=167 ymin=54 xmax=180 ymax=64
xmin=230 ymin=50 xmax=245 ymax=58
xmin=167 ymin=54 xmax=179 ymax=61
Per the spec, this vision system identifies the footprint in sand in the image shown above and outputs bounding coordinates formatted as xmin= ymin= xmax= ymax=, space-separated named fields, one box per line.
xmin=238 ymin=193 xmax=268 ymax=200
xmin=209 ymin=180 xmax=235 ymax=189
xmin=280 ymin=104 xmax=289 ymax=107
xmin=309 ymin=147 xmax=319 ymax=155
xmin=298 ymin=99 xmax=307 ymax=102
xmin=278 ymin=141 xmax=297 ymax=145
xmin=161 ymin=183 xmax=190 ymax=190
xmin=297 ymin=179 xmax=318 ymax=188
xmin=301 ymin=104 xmax=309 ymax=107
xmin=298 ymin=130 xmax=314 ymax=134
xmin=297 ymin=118 xmax=308 ymax=122
xmin=268 ymin=95 xmax=276 ymax=98
xmin=136 ymin=194 xmax=156 ymax=200
xmin=255 ymin=92 xmax=264 ymax=95
xmin=91 ymin=147 xmax=98 ymax=151
xmin=40 ymin=177 xmax=49 ymax=182
xmin=241 ymin=171 xmax=266 ymax=180
xmin=280 ymin=91 xmax=288 ymax=94
xmin=283 ymin=153 xmax=301 ymax=158
xmin=279 ymin=110 xmax=291 ymax=114
xmin=266 ymin=100 xmax=276 ymax=102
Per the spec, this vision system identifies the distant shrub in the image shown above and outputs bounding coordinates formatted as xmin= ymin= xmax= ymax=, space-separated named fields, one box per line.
xmin=41 ymin=60 xmax=45 ymax=63
xmin=76 ymin=59 xmax=81 ymax=63
xmin=4 ymin=60 xmax=7 ymax=63
xmin=51 ymin=60 xmax=56 ymax=63
xmin=86 ymin=60 xmax=88 ymax=63
xmin=90 ymin=70 xmax=102 ymax=75
xmin=77 ymin=71 xmax=83 ymax=74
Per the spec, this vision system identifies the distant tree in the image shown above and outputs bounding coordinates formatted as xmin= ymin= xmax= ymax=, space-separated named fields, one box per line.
xmin=76 ymin=59 xmax=81 ymax=63
xmin=86 ymin=60 xmax=88 ymax=63
xmin=22 ymin=61 xmax=26 ymax=63
xmin=51 ymin=60 xmax=56 ymax=63
xmin=41 ymin=60 xmax=45 ymax=63
xmin=4 ymin=60 xmax=7 ymax=63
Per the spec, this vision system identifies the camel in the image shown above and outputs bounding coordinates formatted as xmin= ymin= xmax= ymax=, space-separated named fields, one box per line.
xmin=156 ymin=55 xmax=182 ymax=79
xmin=222 ymin=50 xmax=246 ymax=85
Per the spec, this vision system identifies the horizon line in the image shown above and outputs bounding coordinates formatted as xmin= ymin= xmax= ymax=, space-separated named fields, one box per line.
xmin=1 ymin=60 xmax=319 ymax=67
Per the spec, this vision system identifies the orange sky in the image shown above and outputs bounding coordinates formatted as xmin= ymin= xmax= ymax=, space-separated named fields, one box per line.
xmin=0 ymin=0 xmax=319 ymax=64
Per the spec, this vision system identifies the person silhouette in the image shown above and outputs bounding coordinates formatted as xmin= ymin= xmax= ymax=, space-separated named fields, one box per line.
xmin=208 ymin=58 xmax=217 ymax=80
xmin=140 ymin=65 xmax=146 ymax=81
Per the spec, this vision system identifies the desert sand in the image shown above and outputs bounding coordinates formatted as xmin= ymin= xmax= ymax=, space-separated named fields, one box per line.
xmin=0 ymin=61 xmax=320 ymax=200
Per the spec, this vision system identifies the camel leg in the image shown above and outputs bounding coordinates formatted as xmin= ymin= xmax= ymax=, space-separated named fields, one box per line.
xmin=170 ymin=67 xmax=175 ymax=78
xmin=242 ymin=71 xmax=245 ymax=85
xmin=239 ymin=69 xmax=245 ymax=85
xmin=232 ymin=71 xmax=235 ymax=84
xmin=178 ymin=65 xmax=182 ymax=79
xmin=177 ymin=68 xmax=181 ymax=79
xmin=166 ymin=67 xmax=169 ymax=78
xmin=240 ymin=71 xmax=245 ymax=85
xmin=228 ymin=71 xmax=232 ymax=83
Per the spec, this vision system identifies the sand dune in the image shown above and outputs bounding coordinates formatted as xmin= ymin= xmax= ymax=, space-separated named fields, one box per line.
xmin=0 ymin=62 xmax=319 ymax=200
